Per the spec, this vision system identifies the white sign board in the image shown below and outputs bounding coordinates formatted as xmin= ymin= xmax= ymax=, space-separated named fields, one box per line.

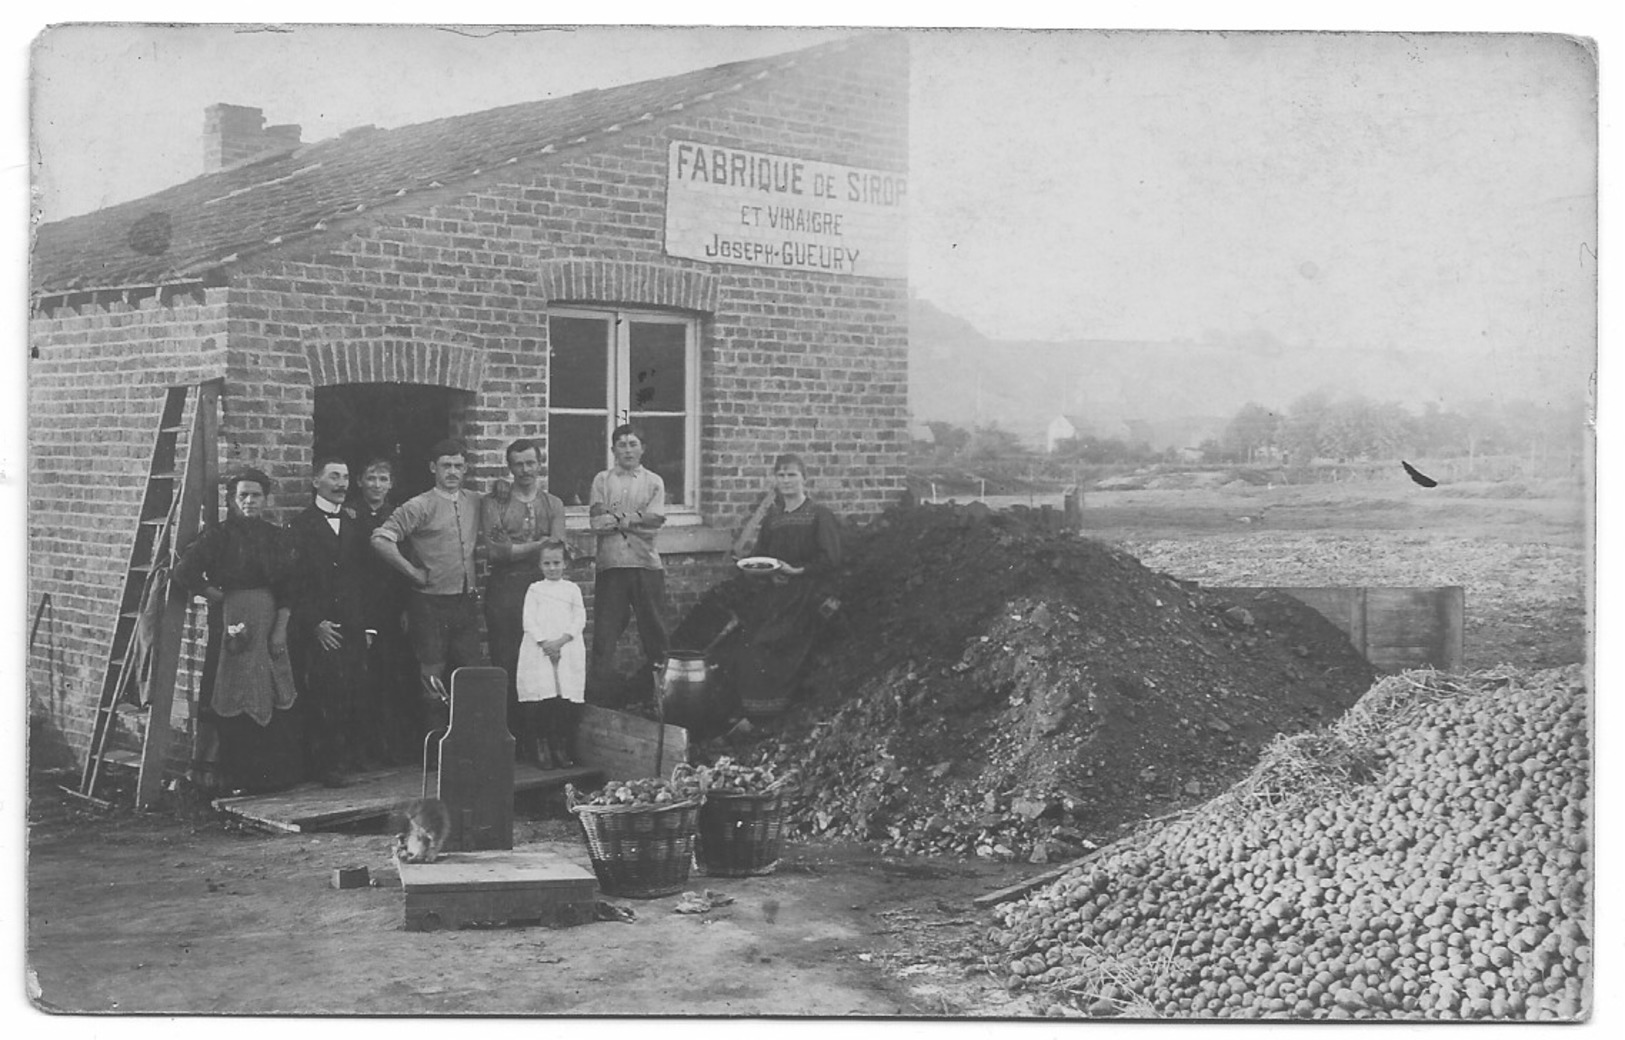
xmin=664 ymin=140 xmax=907 ymax=279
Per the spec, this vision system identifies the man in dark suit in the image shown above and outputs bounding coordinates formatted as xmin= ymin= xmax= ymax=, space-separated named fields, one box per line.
xmin=288 ymin=456 xmax=373 ymax=786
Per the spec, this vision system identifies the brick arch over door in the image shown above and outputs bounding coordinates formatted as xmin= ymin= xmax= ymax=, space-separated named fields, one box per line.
xmin=301 ymin=338 xmax=487 ymax=391
xmin=537 ymin=259 xmax=719 ymax=313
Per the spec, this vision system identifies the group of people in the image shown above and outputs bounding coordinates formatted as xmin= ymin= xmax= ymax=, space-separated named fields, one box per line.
xmin=175 ymin=423 xmax=841 ymax=796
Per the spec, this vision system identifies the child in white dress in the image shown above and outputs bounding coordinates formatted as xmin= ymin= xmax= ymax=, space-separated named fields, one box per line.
xmin=517 ymin=540 xmax=586 ymax=768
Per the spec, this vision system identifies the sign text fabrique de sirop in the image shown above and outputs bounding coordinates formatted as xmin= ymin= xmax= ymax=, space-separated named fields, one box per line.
xmin=664 ymin=141 xmax=907 ymax=279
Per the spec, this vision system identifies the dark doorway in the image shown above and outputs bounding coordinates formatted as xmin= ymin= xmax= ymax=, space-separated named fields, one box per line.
xmin=313 ymin=384 xmax=457 ymax=502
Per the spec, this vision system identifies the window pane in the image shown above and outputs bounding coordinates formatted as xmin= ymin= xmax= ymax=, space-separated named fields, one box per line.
xmin=628 ymin=321 xmax=686 ymax=413
xmin=548 ymin=413 xmax=608 ymax=508
xmin=549 ymin=315 xmax=610 ymax=409
xmin=633 ymin=415 xmax=687 ymax=506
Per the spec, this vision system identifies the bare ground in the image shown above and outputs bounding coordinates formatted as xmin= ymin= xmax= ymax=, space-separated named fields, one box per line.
xmin=26 ymin=782 xmax=1036 ymax=1017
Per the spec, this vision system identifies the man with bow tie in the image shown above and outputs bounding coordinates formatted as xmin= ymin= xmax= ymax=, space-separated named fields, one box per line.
xmin=288 ymin=455 xmax=374 ymax=786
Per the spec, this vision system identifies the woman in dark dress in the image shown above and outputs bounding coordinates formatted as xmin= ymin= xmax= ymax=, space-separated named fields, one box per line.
xmin=732 ymin=453 xmax=842 ymax=719
xmin=173 ymin=468 xmax=303 ymax=793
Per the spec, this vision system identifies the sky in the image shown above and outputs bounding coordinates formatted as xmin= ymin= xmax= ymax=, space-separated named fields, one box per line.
xmin=23 ymin=17 xmax=1604 ymax=411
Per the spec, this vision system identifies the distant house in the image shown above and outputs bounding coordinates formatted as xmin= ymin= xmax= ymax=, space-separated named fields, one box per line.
xmin=1045 ymin=413 xmax=1093 ymax=452
xmin=28 ymin=35 xmax=909 ymax=772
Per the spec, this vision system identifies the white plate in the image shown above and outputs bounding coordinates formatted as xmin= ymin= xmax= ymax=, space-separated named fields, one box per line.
xmin=736 ymin=556 xmax=784 ymax=574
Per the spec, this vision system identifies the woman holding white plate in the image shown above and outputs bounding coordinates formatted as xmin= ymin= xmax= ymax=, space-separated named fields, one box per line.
xmin=731 ymin=453 xmax=843 ymax=718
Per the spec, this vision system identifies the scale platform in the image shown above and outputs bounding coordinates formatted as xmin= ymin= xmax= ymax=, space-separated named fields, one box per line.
xmin=396 ymin=847 xmax=598 ymax=931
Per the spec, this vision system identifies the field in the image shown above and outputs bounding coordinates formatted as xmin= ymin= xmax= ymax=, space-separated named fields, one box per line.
xmin=1090 ymin=477 xmax=1588 ymax=671
xmin=25 ymin=475 xmax=1590 ymax=1018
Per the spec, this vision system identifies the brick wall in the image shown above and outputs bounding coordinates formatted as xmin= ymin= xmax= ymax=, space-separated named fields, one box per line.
xmin=29 ymin=35 xmax=908 ymax=772
xmin=27 ymin=291 xmax=230 ymax=766
xmin=226 ymin=33 xmax=907 ymax=565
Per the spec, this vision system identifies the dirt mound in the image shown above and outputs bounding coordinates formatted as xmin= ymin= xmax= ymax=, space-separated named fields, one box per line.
xmin=989 ymin=665 xmax=1591 ymax=1020
xmin=695 ymin=501 xmax=1376 ymax=862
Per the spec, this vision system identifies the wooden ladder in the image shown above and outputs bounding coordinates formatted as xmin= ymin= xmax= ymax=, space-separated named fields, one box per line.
xmin=66 ymin=380 xmax=220 ymax=808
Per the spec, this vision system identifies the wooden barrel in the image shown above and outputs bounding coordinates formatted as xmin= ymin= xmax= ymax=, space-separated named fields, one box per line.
xmin=657 ymin=652 xmax=732 ymax=737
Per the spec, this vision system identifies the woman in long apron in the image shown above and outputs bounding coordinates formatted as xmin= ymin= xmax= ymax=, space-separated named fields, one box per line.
xmin=174 ymin=469 xmax=303 ymax=793
xmin=732 ymin=454 xmax=843 ymax=719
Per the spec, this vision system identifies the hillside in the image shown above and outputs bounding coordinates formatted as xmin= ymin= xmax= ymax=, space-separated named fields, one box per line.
xmin=907 ymin=298 xmax=1491 ymax=448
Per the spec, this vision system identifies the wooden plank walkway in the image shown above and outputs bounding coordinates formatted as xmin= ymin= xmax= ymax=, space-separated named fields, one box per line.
xmin=213 ymin=763 xmax=601 ymax=834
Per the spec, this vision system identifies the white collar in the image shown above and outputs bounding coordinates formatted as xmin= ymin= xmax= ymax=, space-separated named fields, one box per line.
xmin=432 ymin=486 xmax=464 ymax=502
xmin=315 ymin=497 xmax=343 ymax=516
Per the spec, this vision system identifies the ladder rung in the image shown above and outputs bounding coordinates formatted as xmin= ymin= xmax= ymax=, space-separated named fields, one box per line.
xmin=150 ymin=472 xmax=179 ymax=481
xmin=100 ymin=750 xmax=143 ymax=769
xmin=140 ymin=517 xmax=169 ymax=527
xmin=160 ymin=424 xmax=186 ymax=433
xmin=130 ymin=564 xmax=156 ymax=574
xmin=96 ymin=702 xmax=148 ymax=724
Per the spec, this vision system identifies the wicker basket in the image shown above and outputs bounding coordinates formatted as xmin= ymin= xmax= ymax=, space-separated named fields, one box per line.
xmin=696 ymin=790 xmax=789 ymax=877
xmin=568 ymin=793 xmax=703 ymax=899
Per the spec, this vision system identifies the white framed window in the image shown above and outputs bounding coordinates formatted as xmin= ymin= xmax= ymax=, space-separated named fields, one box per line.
xmin=546 ymin=306 xmax=700 ymax=519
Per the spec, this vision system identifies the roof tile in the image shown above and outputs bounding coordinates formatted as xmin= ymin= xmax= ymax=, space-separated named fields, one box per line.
xmin=32 ymin=37 xmax=866 ymax=297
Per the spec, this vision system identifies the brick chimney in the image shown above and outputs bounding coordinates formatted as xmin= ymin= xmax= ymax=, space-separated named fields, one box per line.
xmin=203 ymin=103 xmax=302 ymax=172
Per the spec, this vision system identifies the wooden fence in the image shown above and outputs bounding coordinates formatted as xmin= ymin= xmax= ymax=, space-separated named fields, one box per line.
xmin=1218 ymin=586 xmax=1466 ymax=672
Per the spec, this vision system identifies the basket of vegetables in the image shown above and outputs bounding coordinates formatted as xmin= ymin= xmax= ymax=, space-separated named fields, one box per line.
xmin=680 ymin=758 xmax=796 ymax=877
xmin=566 ymin=775 xmax=706 ymax=899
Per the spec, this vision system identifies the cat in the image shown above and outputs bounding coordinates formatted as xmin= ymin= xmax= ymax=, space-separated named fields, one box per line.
xmin=391 ymin=797 xmax=451 ymax=864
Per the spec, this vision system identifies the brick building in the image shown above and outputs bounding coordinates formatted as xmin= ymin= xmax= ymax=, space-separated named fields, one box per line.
xmin=28 ymin=35 xmax=910 ymax=771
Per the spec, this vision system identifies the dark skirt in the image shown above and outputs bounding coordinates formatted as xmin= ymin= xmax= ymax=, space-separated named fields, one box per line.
xmin=734 ymin=577 xmax=824 ymax=719
xmin=194 ymin=589 xmax=305 ymax=794
xmin=206 ymin=706 xmax=305 ymax=794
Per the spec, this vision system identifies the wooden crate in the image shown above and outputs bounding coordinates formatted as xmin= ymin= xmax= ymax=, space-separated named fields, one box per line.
xmin=396 ymin=849 xmax=597 ymax=931
xmin=1218 ymin=586 xmax=1465 ymax=672
xmin=575 ymin=704 xmax=689 ymax=780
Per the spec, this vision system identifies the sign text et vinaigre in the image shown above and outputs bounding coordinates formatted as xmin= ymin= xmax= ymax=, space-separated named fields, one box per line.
xmin=664 ymin=141 xmax=906 ymax=279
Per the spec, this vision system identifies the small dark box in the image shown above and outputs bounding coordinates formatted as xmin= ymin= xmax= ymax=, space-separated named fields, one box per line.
xmin=332 ymin=866 xmax=371 ymax=890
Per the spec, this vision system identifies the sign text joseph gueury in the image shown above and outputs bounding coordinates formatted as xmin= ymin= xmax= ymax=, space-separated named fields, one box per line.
xmin=664 ymin=141 xmax=907 ymax=279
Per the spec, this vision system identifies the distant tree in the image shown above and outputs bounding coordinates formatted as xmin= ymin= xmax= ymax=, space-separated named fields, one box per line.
xmin=1458 ymin=399 xmax=1510 ymax=460
xmin=1053 ymin=435 xmax=1137 ymax=464
xmin=1220 ymin=402 xmax=1282 ymax=462
xmin=1310 ymin=396 xmax=1418 ymax=460
xmin=1281 ymin=391 xmax=1332 ymax=464
xmin=963 ymin=423 xmax=1027 ymax=460
xmin=1416 ymin=400 xmax=1468 ymax=456
xmin=924 ymin=421 xmax=971 ymax=455
xmin=1368 ymin=400 xmax=1416 ymax=457
xmin=1320 ymin=397 xmax=1375 ymax=460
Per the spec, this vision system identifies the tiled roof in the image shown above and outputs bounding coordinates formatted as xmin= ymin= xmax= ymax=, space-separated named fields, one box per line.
xmin=31 ymin=37 xmax=858 ymax=297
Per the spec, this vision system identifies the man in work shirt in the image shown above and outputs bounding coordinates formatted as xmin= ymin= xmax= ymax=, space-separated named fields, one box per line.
xmin=588 ymin=423 xmax=668 ymax=704
xmin=482 ymin=438 xmax=567 ymax=743
xmin=371 ymin=439 xmax=488 ymax=716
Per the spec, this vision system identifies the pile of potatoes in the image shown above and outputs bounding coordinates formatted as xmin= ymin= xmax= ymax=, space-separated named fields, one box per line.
xmin=567 ymin=775 xmax=703 ymax=808
xmin=993 ymin=665 xmax=1591 ymax=1021
xmin=678 ymin=756 xmax=794 ymax=796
